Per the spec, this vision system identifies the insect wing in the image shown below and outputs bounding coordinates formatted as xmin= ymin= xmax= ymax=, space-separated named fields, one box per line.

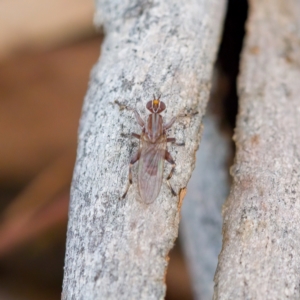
xmin=138 ymin=135 xmax=166 ymax=203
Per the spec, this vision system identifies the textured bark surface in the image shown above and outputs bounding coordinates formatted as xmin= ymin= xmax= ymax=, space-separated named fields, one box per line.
xmin=214 ymin=0 xmax=300 ymax=299
xmin=62 ymin=0 xmax=226 ymax=299
xmin=180 ymin=74 xmax=232 ymax=300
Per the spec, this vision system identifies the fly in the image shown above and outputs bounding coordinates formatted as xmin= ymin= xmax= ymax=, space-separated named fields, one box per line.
xmin=118 ymin=95 xmax=196 ymax=204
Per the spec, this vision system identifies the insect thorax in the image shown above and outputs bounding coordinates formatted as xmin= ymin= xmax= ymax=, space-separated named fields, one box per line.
xmin=145 ymin=113 xmax=163 ymax=143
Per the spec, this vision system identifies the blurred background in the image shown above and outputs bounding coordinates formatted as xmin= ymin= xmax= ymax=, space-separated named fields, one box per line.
xmin=0 ymin=0 xmax=195 ymax=299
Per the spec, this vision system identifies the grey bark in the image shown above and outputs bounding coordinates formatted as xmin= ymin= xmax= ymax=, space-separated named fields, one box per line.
xmin=214 ymin=0 xmax=300 ymax=299
xmin=62 ymin=0 xmax=226 ymax=299
xmin=181 ymin=70 xmax=232 ymax=300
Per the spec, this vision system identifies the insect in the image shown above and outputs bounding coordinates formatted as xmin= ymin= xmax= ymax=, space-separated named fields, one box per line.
xmin=119 ymin=95 xmax=195 ymax=204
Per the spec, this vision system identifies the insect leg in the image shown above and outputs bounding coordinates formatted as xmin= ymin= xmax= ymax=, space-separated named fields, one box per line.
xmin=163 ymin=111 xmax=198 ymax=130
xmin=121 ymin=132 xmax=140 ymax=139
xmin=163 ymin=117 xmax=176 ymax=130
xmin=132 ymin=133 xmax=141 ymax=139
xmin=115 ymin=100 xmax=144 ymax=127
xmin=122 ymin=149 xmax=141 ymax=199
xmin=165 ymin=150 xmax=176 ymax=196
xmin=133 ymin=109 xmax=144 ymax=127
xmin=167 ymin=137 xmax=185 ymax=146
xmin=167 ymin=137 xmax=176 ymax=143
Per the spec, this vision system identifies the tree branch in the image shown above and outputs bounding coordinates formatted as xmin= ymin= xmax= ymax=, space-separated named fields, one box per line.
xmin=62 ymin=0 xmax=226 ymax=298
xmin=214 ymin=0 xmax=300 ymax=298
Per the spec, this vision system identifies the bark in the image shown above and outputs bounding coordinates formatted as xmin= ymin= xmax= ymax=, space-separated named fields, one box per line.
xmin=62 ymin=0 xmax=226 ymax=299
xmin=180 ymin=72 xmax=233 ymax=300
xmin=214 ymin=0 xmax=300 ymax=299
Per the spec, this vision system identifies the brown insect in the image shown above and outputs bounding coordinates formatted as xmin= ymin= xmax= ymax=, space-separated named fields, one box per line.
xmin=120 ymin=95 xmax=195 ymax=204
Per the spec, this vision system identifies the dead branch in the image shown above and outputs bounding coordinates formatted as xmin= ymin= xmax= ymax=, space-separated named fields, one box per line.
xmin=62 ymin=0 xmax=226 ymax=299
xmin=214 ymin=0 xmax=300 ymax=298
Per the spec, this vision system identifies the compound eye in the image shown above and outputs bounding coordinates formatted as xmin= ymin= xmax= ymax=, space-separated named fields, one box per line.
xmin=158 ymin=101 xmax=166 ymax=112
xmin=146 ymin=100 xmax=154 ymax=112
